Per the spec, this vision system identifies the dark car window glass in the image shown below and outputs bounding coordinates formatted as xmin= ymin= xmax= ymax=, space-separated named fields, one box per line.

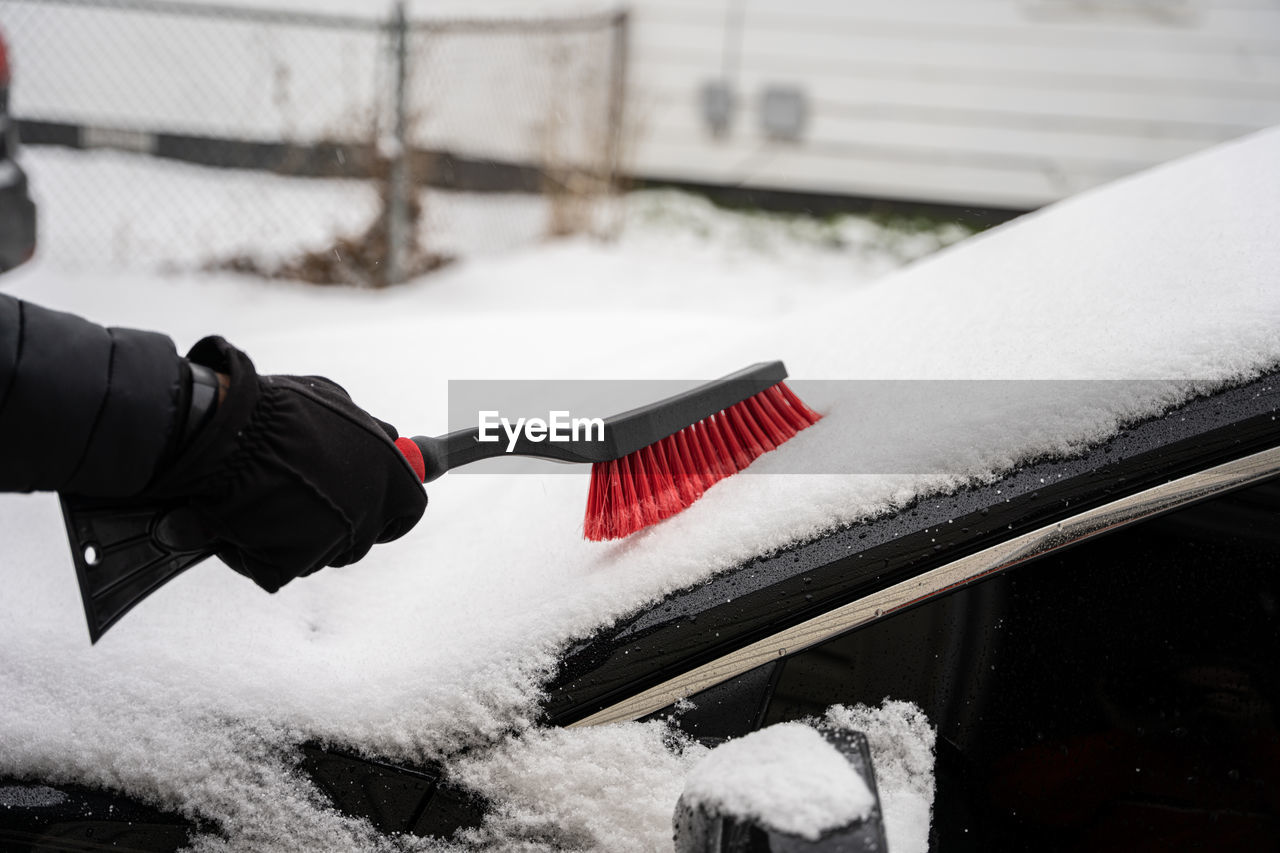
xmin=760 ymin=477 xmax=1280 ymax=851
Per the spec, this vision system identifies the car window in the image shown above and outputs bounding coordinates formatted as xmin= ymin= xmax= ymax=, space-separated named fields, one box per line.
xmin=759 ymin=477 xmax=1280 ymax=850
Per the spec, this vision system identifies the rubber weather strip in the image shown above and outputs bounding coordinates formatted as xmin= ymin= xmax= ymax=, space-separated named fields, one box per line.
xmin=568 ymin=444 xmax=1280 ymax=728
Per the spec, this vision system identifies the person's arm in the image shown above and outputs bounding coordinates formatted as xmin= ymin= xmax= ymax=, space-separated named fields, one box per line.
xmin=0 ymin=292 xmax=185 ymax=495
xmin=0 ymin=292 xmax=427 ymax=592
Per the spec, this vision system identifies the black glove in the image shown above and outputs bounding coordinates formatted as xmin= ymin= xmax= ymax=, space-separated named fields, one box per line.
xmin=144 ymin=336 xmax=427 ymax=592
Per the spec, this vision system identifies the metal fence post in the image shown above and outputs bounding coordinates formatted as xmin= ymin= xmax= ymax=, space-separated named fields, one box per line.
xmin=606 ymin=10 xmax=629 ymax=192
xmin=385 ymin=0 xmax=410 ymax=286
xmin=600 ymin=10 xmax=630 ymax=240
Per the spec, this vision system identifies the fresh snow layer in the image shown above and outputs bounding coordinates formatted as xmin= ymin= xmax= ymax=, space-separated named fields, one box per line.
xmin=681 ymin=723 xmax=874 ymax=840
xmin=0 ymin=128 xmax=1278 ymax=851
xmin=21 ymin=147 xmax=953 ymax=277
xmin=450 ymin=719 xmax=708 ymax=851
xmin=21 ymin=147 xmax=552 ymax=271
xmin=827 ymin=702 xmax=938 ymax=853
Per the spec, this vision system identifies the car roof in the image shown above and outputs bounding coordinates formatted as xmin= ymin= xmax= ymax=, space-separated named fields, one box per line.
xmin=544 ymin=369 xmax=1280 ymax=727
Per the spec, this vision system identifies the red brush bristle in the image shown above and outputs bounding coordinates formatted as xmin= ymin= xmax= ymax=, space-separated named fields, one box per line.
xmin=679 ymin=425 xmax=714 ymax=490
xmin=584 ymin=381 xmax=821 ymax=541
xmin=724 ymin=403 xmax=766 ymax=460
xmin=644 ymin=443 xmax=683 ymax=517
xmin=776 ymin=382 xmax=822 ymax=425
xmin=746 ymin=393 xmax=788 ymax=447
xmin=764 ymin=385 xmax=808 ymax=431
xmin=630 ymin=449 xmax=659 ymax=528
xmin=695 ymin=419 xmax=732 ymax=481
xmin=713 ymin=411 xmax=754 ymax=472
xmin=660 ymin=433 xmax=702 ymax=507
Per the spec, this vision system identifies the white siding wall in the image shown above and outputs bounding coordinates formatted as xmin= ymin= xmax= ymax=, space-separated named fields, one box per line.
xmin=626 ymin=0 xmax=1280 ymax=207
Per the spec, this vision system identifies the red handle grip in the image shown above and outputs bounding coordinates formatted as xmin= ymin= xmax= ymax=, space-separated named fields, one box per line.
xmin=394 ymin=436 xmax=426 ymax=482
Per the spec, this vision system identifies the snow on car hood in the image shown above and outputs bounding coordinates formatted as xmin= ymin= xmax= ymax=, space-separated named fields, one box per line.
xmin=0 ymin=128 xmax=1277 ymax=851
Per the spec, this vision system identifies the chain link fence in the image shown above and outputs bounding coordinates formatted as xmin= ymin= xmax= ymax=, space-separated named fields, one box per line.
xmin=0 ymin=0 xmax=627 ymax=282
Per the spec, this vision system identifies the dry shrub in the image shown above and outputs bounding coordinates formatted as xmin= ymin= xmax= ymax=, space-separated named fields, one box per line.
xmin=209 ymin=154 xmax=451 ymax=288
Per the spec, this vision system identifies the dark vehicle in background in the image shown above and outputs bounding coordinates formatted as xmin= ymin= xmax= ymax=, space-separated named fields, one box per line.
xmin=3 ymin=372 xmax=1279 ymax=850
xmin=0 ymin=28 xmax=36 ymax=272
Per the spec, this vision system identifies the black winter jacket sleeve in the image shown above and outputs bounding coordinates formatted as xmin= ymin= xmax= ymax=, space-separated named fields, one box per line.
xmin=0 ymin=292 xmax=185 ymax=496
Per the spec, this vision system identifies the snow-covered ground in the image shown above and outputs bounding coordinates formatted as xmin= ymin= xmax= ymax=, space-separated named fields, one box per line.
xmin=21 ymin=145 xmax=957 ymax=275
xmin=1 ymin=128 xmax=1278 ymax=851
xmin=22 ymin=147 xmax=554 ymax=271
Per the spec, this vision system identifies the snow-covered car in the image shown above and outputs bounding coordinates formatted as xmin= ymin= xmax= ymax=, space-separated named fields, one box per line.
xmin=4 ymin=369 xmax=1277 ymax=851
xmin=0 ymin=128 xmax=1277 ymax=851
xmin=0 ymin=28 xmax=36 ymax=273
xmin=545 ymin=373 xmax=1280 ymax=850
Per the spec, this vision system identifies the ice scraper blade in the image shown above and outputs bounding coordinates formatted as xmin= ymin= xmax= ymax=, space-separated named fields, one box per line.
xmin=60 ymin=495 xmax=216 ymax=643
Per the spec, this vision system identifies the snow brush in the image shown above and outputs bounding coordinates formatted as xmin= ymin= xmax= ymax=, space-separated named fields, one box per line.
xmin=391 ymin=361 xmax=821 ymax=541
xmin=60 ymin=361 xmax=818 ymax=641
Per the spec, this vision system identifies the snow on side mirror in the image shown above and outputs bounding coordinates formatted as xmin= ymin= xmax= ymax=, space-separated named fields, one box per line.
xmin=674 ymin=722 xmax=888 ymax=852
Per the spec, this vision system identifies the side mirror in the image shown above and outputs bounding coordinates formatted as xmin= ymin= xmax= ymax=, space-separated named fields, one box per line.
xmin=674 ymin=723 xmax=889 ymax=852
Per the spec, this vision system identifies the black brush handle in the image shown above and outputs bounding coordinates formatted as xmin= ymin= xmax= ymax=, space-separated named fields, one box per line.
xmin=601 ymin=360 xmax=786 ymax=457
xmin=399 ymin=361 xmax=789 ymax=482
xmin=404 ymin=427 xmax=599 ymax=484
